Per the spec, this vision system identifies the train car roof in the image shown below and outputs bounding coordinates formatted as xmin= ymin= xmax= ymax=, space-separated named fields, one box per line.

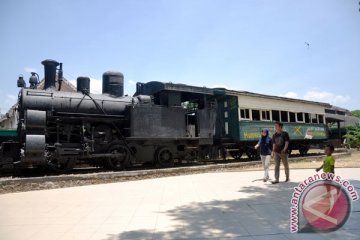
xmin=215 ymin=88 xmax=331 ymax=107
xmin=137 ymin=81 xmax=214 ymax=96
xmin=139 ymin=81 xmax=331 ymax=107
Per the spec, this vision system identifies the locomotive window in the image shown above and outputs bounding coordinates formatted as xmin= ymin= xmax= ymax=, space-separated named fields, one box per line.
xmin=311 ymin=113 xmax=318 ymax=123
xmin=240 ymin=109 xmax=250 ymax=119
xmin=224 ymin=101 xmax=228 ymax=108
xmin=289 ymin=112 xmax=296 ymax=122
xmin=281 ymin=111 xmax=288 ymax=122
xmin=296 ymin=112 xmax=304 ymax=122
xmin=252 ymin=110 xmax=260 ymax=121
xmin=272 ymin=110 xmax=280 ymax=122
xmin=224 ymin=111 xmax=228 ymax=118
xmin=318 ymin=114 xmax=324 ymax=124
xmin=304 ymin=113 xmax=311 ymax=123
xmin=325 ymin=109 xmax=336 ymax=114
xmin=261 ymin=110 xmax=271 ymax=121
xmin=225 ymin=122 xmax=229 ymax=135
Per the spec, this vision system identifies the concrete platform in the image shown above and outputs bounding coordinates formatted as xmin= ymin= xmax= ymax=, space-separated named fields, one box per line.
xmin=0 ymin=168 xmax=359 ymax=240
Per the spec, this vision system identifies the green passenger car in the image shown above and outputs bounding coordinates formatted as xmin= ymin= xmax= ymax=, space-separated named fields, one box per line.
xmin=0 ymin=129 xmax=17 ymax=137
xmin=238 ymin=121 xmax=327 ymax=142
xmin=0 ymin=129 xmax=17 ymax=150
xmin=214 ymin=90 xmax=329 ymax=159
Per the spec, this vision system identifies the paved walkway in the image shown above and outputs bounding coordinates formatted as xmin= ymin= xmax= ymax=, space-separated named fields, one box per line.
xmin=0 ymin=168 xmax=359 ymax=240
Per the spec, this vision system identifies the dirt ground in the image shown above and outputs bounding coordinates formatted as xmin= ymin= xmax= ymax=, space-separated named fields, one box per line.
xmin=240 ymin=149 xmax=360 ymax=172
xmin=291 ymin=150 xmax=360 ymax=168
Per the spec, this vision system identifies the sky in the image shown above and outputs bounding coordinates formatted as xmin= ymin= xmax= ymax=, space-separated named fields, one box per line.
xmin=0 ymin=0 xmax=359 ymax=113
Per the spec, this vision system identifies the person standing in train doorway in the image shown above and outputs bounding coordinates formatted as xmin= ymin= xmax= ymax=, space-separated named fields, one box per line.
xmin=271 ymin=122 xmax=290 ymax=184
xmin=254 ymin=129 xmax=272 ymax=182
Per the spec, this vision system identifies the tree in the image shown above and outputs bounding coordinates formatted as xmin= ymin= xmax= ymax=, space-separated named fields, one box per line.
xmin=344 ymin=124 xmax=360 ymax=149
xmin=351 ymin=110 xmax=360 ymax=118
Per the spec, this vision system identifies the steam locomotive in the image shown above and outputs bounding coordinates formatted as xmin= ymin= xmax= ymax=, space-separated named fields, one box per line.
xmin=1 ymin=59 xmax=217 ymax=171
xmin=1 ymin=59 xmax=329 ymax=172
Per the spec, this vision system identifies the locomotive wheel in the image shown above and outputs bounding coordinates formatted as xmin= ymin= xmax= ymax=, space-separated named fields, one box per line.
xmin=218 ymin=147 xmax=227 ymax=160
xmin=156 ymin=147 xmax=174 ymax=167
xmin=246 ymin=149 xmax=259 ymax=160
xmin=47 ymin=158 xmax=76 ymax=173
xmin=105 ymin=144 xmax=130 ymax=170
xmin=230 ymin=150 xmax=243 ymax=160
xmin=299 ymin=146 xmax=309 ymax=156
xmin=188 ymin=150 xmax=199 ymax=162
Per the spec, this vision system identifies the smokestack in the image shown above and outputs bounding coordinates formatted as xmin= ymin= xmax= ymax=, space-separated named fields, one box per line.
xmin=41 ymin=59 xmax=59 ymax=90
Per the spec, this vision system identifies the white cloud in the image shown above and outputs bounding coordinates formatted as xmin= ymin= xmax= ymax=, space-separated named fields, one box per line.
xmin=69 ymin=78 xmax=137 ymax=95
xmin=89 ymin=78 xmax=102 ymax=94
xmin=7 ymin=94 xmax=17 ymax=101
xmin=24 ymin=67 xmax=37 ymax=73
xmin=68 ymin=80 xmax=76 ymax=89
xmin=282 ymin=90 xmax=350 ymax=105
xmin=1 ymin=94 xmax=18 ymax=113
xmin=303 ymin=90 xmax=350 ymax=104
xmin=69 ymin=78 xmax=102 ymax=94
xmin=212 ymin=84 xmax=230 ymax=89
xmin=283 ymin=91 xmax=299 ymax=99
xmin=128 ymin=80 xmax=136 ymax=86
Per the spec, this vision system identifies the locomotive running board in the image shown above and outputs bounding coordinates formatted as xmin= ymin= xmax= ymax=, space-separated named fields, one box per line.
xmin=55 ymin=112 xmax=125 ymax=118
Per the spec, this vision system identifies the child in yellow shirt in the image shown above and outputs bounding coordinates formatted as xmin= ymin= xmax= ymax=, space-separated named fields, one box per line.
xmin=316 ymin=144 xmax=335 ymax=173
xmin=316 ymin=144 xmax=337 ymax=203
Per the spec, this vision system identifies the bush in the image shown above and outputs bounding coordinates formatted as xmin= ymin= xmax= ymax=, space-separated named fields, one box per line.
xmin=351 ymin=110 xmax=360 ymax=118
xmin=344 ymin=124 xmax=360 ymax=149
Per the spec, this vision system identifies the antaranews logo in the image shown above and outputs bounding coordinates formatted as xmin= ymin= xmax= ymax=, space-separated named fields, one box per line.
xmin=290 ymin=172 xmax=359 ymax=233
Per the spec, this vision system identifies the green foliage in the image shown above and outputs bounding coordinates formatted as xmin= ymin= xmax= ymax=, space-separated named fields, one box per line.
xmin=181 ymin=101 xmax=198 ymax=110
xmin=344 ymin=123 xmax=360 ymax=148
xmin=351 ymin=110 xmax=360 ymax=118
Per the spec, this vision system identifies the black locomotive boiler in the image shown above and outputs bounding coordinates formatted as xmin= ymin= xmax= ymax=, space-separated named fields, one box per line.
xmin=2 ymin=59 xmax=217 ymax=171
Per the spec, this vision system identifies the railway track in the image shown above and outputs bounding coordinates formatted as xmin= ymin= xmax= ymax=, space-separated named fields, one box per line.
xmin=0 ymin=150 xmax=351 ymax=194
xmin=0 ymin=150 xmax=349 ymax=178
xmin=0 ymin=151 xmax=328 ymax=177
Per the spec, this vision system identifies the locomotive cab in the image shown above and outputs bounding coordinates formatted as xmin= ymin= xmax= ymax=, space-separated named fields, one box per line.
xmin=129 ymin=81 xmax=217 ymax=165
